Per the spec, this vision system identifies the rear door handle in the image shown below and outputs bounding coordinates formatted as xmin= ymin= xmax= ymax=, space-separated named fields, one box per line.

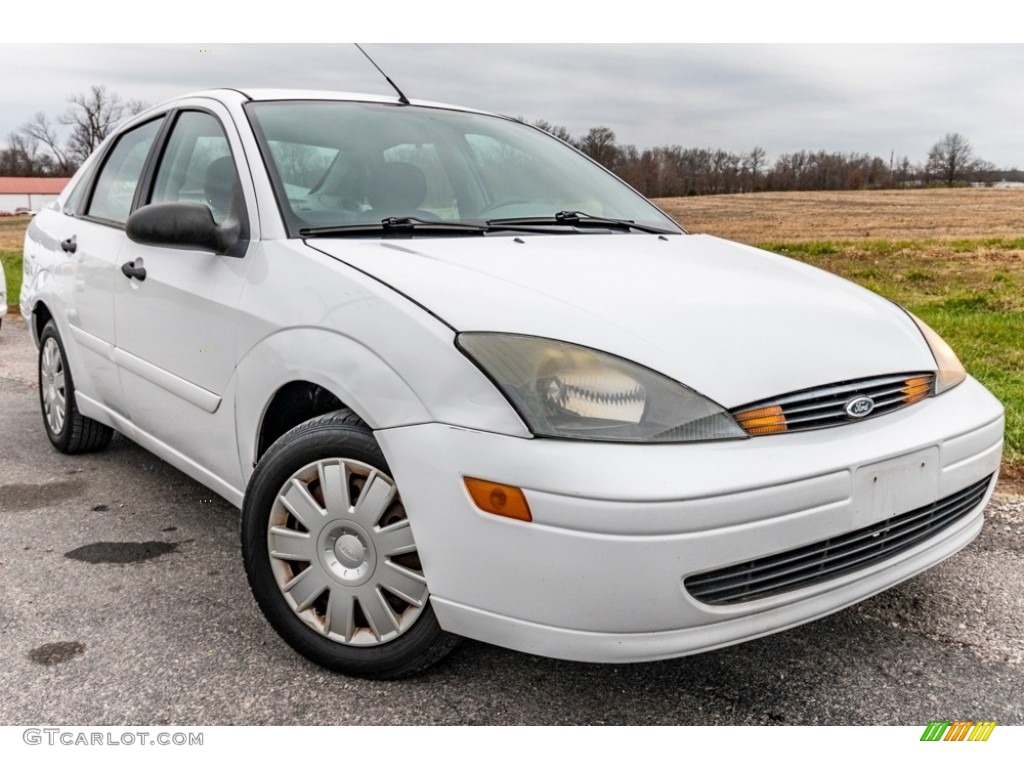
xmin=120 ymin=259 xmax=147 ymax=281
xmin=61 ymin=236 xmax=77 ymax=254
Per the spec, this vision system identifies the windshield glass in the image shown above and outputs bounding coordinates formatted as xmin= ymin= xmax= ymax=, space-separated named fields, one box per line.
xmin=246 ymin=101 xmax=681 ymax=235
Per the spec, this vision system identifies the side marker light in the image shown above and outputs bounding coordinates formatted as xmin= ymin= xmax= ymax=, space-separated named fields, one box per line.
xmin=464 ymin=478 xmax=532 ymax=522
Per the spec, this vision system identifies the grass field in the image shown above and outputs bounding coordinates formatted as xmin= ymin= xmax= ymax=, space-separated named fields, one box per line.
xmin=3 ymin=190 xmax=1022 ymax=485
xmin=1 ymin=218 xmax=27 ymax=315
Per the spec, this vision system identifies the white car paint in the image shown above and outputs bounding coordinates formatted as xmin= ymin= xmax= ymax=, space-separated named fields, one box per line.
xmin=377 ymin=384 xmax=1001 ymax=659
xmin=19 ymin=88 xmax=1004 ymax=672
xmin=306 ymin=233 xmax=937 ymax=408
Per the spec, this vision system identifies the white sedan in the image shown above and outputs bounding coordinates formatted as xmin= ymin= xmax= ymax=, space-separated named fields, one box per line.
xmin=21 ymin=89 xmax=1004 ymax=678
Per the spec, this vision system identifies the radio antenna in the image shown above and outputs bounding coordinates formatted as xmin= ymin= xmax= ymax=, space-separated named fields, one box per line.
xmin=354 ymin=44 xmax=410 ymax=105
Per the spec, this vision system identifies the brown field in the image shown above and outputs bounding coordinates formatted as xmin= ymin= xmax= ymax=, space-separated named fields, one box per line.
xmin=0 ymin=217 xmax=29 ymax=251
xmin=655 ymin=188 xmax=1024 ymax=243
xmin=6 ymin=188 xmax=1024 ymax=247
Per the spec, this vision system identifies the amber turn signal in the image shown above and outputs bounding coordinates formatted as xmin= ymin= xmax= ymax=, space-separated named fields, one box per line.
xmin=902 ymin=376 xmax=932 ymax=405
xmin=733 ymin=404 xmax=787 ymax=435
xmin=464 ymin=478 xmax=532 ymax=522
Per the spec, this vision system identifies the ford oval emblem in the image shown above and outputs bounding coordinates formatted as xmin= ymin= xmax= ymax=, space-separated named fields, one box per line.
xmin=845 ymin=396 xmax=875 ymax=418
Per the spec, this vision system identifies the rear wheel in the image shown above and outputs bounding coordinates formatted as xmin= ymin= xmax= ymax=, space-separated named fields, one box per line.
xmin=38 ymin=321 xmax=113 ymax=454
xmin=242 ymin=409 xmax=459 ymax=678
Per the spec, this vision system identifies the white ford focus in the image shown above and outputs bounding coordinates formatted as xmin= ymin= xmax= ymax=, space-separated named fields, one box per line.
xmin=21 ymin=89 xmax=1004 ymax=678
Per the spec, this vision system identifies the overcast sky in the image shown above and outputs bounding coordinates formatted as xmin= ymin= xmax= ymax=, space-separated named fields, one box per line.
xmin=1 ymin=43 xmax=1022 ymax=169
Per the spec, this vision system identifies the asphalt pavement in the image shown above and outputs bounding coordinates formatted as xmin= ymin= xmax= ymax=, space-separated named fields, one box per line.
xmin=1 ymin=315 xmax=1021 ymax=725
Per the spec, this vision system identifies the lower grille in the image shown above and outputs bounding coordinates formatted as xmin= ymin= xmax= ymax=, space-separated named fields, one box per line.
xmin=684 ymin=474 xmax=992 ymax=606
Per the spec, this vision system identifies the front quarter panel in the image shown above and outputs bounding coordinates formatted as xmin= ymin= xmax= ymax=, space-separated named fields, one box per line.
xmin=234 ymin=240 xmax=529 ymax=478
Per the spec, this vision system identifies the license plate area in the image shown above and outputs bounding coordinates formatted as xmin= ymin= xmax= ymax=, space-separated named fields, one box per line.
xmin=852 ymin=447 xmax=940 ymax=530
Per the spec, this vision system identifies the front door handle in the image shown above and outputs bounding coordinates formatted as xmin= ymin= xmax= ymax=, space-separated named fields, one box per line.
xmin=61 ymin=236 xmax=77 ymax=254
xmin=120 ymin=259 xmax=147 ymax=281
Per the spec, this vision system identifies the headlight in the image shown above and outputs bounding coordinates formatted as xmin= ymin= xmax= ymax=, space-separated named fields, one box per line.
xmin=908 ymin=313 xmax=967 ymax=394
xmin=457 ymin=333 xmax=746 ymax=442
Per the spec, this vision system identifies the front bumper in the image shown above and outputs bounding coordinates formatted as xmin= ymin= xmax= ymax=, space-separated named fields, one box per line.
xmin=376 ymin=376 xmax=1004 ymax=662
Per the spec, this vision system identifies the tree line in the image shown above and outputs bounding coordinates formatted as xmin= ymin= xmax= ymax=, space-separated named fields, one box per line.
xmin=532 ymin=122 xmax=1006 ymax=195
xmin=0 ymin=85 xmax=1011 ymax=197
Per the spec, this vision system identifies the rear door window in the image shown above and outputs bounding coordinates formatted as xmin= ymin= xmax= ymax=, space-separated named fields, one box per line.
xmin=85 ymin=119 xmax=162 ymax=225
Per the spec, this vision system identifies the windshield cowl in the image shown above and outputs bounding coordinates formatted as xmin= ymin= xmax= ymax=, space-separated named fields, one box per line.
xmin=299 ymin=214 xmax=680 ymax=238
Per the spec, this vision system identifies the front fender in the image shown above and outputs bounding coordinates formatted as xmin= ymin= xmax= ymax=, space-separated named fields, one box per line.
xmin=234 ymin=326 xmax=433 ymax=475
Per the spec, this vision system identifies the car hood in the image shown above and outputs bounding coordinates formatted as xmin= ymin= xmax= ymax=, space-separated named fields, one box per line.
xmin=307 ymin=234 xmax=936 ymax=408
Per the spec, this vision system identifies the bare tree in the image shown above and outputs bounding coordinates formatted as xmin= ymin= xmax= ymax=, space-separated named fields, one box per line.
xmin=20 ymin=111 xmax=74 ymax=174
xmin=532 ymin=119 xmax=575 ymax=145
xmin=972 ymin=158 xmax=997 ymax=186
xmin=62 ymin=85 xmax=147 ymax=165
xmin=0 ymin=131 xmax=55 ymax=176
xmin=745 ymin=146 xmax=767 ymax=191
xmin=578 ymin=126 xmax=620 ymax=171
xmin=894 ymin=156 xmax=916 ymax=188
xmin=16 ymin=85 xmax=147 ymax=175
xmin=926 ymin=133 xmax=979 ymax=187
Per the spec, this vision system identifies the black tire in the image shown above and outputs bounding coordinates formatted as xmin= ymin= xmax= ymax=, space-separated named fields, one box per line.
xmin=242 ymin=409 xmax=460 ymax=679
xmin=38 ymin=320 xmax=113 ymax=454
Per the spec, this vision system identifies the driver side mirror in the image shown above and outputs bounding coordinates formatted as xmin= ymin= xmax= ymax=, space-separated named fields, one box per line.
xmin=126 ymin=202 xmax=245 ymax=257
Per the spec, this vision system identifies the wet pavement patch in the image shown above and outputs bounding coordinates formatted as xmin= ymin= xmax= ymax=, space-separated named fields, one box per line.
xmin=0 ymin=479 xmax=87 ymax=511
xmin=64 ymin=541 xmax=178 ymax=564
xmin=28 ymin=641 xmax=85 ymax=666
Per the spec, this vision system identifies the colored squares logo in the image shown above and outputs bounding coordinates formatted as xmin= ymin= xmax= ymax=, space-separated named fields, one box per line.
xmin=920 ymin=720 xmax=996 ymax=741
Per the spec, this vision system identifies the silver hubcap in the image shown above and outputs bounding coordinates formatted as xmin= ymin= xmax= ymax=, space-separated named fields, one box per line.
xmin=40 ymin=337 xmax=67 ymax=435
xmin=267 ymin=458 xmax=427 ymax=646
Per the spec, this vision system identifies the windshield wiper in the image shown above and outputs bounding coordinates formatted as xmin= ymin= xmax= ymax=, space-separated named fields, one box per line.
xmin=487 ymin=210 xmax=677 ymax=235
xmin=301 ymin=217 xmax=492 ymax=237
xmin=299 ymin=213 xmax=677 ymax=238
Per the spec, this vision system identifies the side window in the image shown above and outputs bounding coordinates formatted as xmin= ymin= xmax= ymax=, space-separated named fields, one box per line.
xmin=151 ymin=111 xmax=242 ymax=225
xmin=63 ymin=175 xmax=88 ymax=216
xmin=86 ymin=119 xmax=162 ymax=225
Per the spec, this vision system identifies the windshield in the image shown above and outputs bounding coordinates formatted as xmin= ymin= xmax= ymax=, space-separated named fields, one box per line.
xmin=245 ymin=101 xmax=682 ymax=236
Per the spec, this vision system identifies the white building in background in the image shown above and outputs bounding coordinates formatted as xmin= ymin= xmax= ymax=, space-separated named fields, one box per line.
xmin=0 ymin=177 xmax=70 ymax=214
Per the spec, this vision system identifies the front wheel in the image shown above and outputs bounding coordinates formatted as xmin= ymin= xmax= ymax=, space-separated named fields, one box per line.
xmin=241 ymin=410 xmax=459 ymax=678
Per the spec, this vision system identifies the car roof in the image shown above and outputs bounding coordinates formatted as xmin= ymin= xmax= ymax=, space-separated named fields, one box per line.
xmin=169 ymin=88 xmax=497 ymax=118
xmin=110 ymin=88 xmax=520 ymax=161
